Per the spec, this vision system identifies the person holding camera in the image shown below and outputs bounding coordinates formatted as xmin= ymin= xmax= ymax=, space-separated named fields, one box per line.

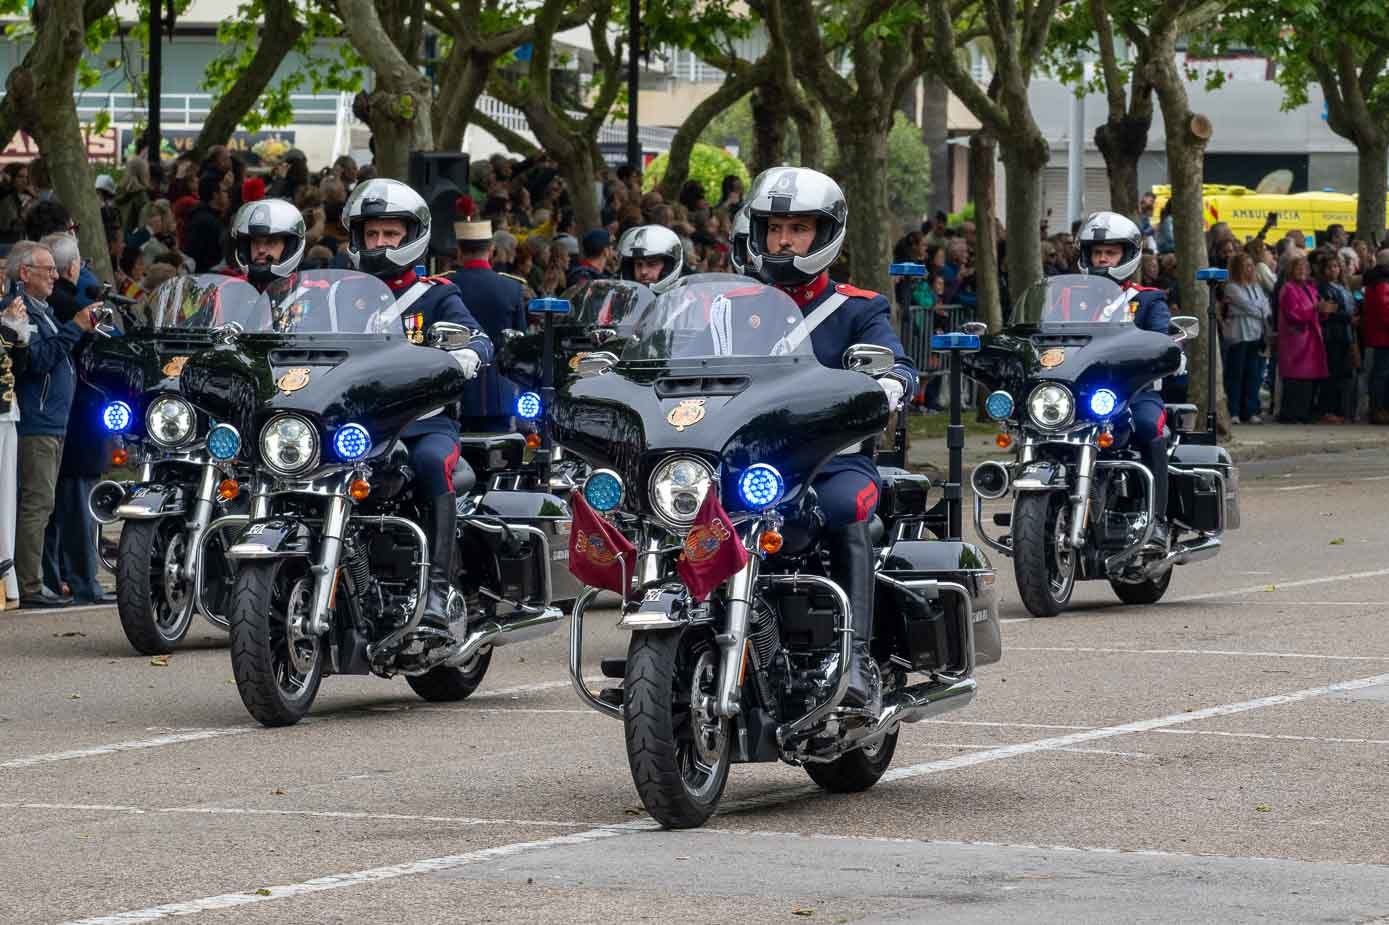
xmin=7 ymin=241 xmax=101 ymax=608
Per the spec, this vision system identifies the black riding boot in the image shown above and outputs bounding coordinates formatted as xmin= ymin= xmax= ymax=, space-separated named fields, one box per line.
xmin=1141 ymin=437 xmax=1171 ymax=548
xmin=825 ymin=519 xmax=881 ymax=715
xmin=420 ymin=493 xmax=460 ymax=633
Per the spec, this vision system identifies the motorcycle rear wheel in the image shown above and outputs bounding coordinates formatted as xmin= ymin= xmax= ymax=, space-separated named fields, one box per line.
xmin=1110 ymin=567 xmax=1173 ymax=605
xmin=624 ymin=627 xmax=731 ymax=829
xmin=1013 ymin=492 xmax=1076 ymax=618
xmin=228 ymin=559 xmax=324 ymax=727
xmin=115 ymin=518 xmax=194 ymax=655
xmin=804 ymin=730 xmax=899 ymax=793
xmin=406 ymin=648 xmax=492 ymax=702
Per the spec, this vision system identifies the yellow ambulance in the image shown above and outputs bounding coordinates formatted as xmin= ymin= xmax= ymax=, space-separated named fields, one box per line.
xmin=1150 ymin=185 xmax=1388 ymax=244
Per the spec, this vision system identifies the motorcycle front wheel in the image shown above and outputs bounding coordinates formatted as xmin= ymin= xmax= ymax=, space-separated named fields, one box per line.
xmin=115 ymin=518 xmax=195 ymax=655
xmin=623 ymin=626 xmax=731 ymax=829
xmin=1013 ymin=491 xmax=1077 ymax=618
xmin=228 ymin=559 xmax=325 ymax=727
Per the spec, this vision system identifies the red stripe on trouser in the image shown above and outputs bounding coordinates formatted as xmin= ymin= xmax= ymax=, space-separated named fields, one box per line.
xmin=442 ymin=443 xmax=461 ymax=493
xmin=1155 ymin=409 xmax=1167 ymax=437
xmin=854 ymin=482 xmax=879 ymax=522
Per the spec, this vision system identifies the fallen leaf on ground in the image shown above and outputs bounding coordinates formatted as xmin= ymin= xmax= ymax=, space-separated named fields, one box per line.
xmin=792 ymin=909 xmax=816 ymax=917
xmin=1255 ymin=804 xmax=1272 ymax=812
xmin=53 ymin=631 xmax=85 ymax=638
xmin=271 ymin=788 xmax=287 ymax=796
xmin=1329 ymin=537 xmax=1345 ymax=545
xmin=149 ymin=655 xmax=170 ymax=667
xmin=1263 ymin=585 xmax=1277 ymax=592
xmin=254 ymin=888 xmax=272 ymax=896
xmin=67 ymin=693 xmax=81 ymax=700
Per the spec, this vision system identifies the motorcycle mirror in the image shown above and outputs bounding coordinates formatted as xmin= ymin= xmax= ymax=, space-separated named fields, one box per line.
xmin=428 ymin=321 xmax=476 ymax=350
xmin=575 ymin=351 xmax=619 ymax=378
xmin=842 ymin=343 xmax=895 ymax=375
xmin=961 ymin=321 xmax=988 ymax=337
xmin=1170 ymin=315 xmax=1200 ymax=341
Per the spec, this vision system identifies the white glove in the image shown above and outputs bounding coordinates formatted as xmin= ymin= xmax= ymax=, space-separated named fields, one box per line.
xmin=878 ymin=376 xmax=905 ymax=412
xmin=451 ymin=348 xmax=482 ymax=379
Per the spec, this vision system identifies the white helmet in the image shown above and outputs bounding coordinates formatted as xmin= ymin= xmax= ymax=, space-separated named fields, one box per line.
xmin=744 ymin=167 xmax=847 ymax=286
xmin=230 ymin=198 xmax=305 ymax=289
xmin=617 ymin=224 xmax=683 ymax=294
xmin=729 ymin=206 xmax=750 ymax=275
xmin=345 ymin=178 xmax=431 ymax=278
xmin=1078 ymin=211 xmax=1143 ymax=282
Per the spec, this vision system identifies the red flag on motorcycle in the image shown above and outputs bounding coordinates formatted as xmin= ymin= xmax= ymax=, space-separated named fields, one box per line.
xmin=677 ymin=491 xmax=749 ymax=603
xmin=568 ymin=492 xmax=636 ymax=595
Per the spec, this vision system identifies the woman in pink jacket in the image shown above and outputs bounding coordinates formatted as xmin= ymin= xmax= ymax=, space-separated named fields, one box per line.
xmin=1277 ymin=254 xmax=1330 ymax=423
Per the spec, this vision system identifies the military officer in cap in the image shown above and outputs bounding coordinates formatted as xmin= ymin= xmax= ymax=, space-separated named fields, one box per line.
xmin=448 ymin=219 xmax=528 ymax=433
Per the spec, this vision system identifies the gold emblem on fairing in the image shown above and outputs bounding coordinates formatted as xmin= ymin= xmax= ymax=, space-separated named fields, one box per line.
xmin=2 ymin=390 xmax=13 ymax=403
xmin=162 ymin=356 xmax=189 ymax=378
xmin=277 ymin=367 xmax=312 ymax=392
xmin=1038 ymin=348 xmax=1066 ymax=368
xmin=569 ymin=351 xmax=590 ymax=370
xmin=666 ymin=399 xmax=707 ymax=431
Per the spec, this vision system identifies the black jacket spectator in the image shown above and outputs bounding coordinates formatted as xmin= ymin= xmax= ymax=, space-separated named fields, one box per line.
xmin=185 ymin=174 xmax=227 ymax=272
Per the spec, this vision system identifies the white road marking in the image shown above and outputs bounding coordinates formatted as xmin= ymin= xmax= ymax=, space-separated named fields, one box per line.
xmin=1153 ymin=729 xmax=1389 ymax=747
xmin=877 ymin=671 xmax=1389 ymax=784
xmin=1176 ymin=568 xmax=1389 ymax=603
xmin=922 ymin=743 xmax=1148 ymax=758
xmin=63 ymin=821 xmax=658 ymax=925
xmin=0 ymin=801 xmax=602 ymax=829
xmin=1271 ymin=483 xmax=1326 ymax=492
xmin=926 ymin=718 xmax=1095 ymax=731
xmin=12 ymin=602 xmax=119 ymax=617
xmin=1010 ymin=645 xmax=1389 ymax=662
xmin=0 ymin=727 xmax=255 ymax=770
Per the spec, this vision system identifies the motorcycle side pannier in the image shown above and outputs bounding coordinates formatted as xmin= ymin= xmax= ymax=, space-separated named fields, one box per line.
xmin=1167 ymin=444 xmax=1240 ymax=533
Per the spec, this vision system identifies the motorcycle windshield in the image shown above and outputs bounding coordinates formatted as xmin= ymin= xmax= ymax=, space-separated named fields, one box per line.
xmin=141 ymin=274 xmax=261 ymax=331
xmin=620 ymin=274 xmax=816 ymax=362
xmin=564 ymin=278 xmax=652 ymax=333
xmin=1013 ymin=274 xmax=1134 ymax=327
xmin=244 ymin=270 xmax=401 ymax=336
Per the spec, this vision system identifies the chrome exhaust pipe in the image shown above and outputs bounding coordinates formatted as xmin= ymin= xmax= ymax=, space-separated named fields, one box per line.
xmin=1142 ymin=535 xmax=1221 ymax=579
xmin=837 ymin=674 xmax=978 ymax=754
xmin=88 ymin=480 xmax=128 ymax=525
xmin=439 ymin=604 xmax=564 ymax=671
xmin=970 ymin=460 xmax=1011 ymax=500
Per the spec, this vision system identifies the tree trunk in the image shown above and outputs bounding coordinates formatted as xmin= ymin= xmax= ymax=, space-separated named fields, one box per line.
xmin=838 ymin=126 xmax=892 ymax=299
xmin=970 ymin=132 xmax=1002 ymax=331
xmin=791 ymin=101 xmax=821 ymax=170
xmin=1094 ymin=112 xmax=1149 ymax=219
xmin=559 ymin=145 xmax=600 ymax=235
xmin=1356 ymin=137 xmax=1388 ymax=243
xmin=192 ymin=0 xmax=303 ymax=162
xmin=750 ymin=84 xmax=789 ymax=177
xmin=1149 ymin=40 xmax=1227 ymax=434
xmin=339 ymin=0 xmax=434 ymax=180
xmin=433 ymin=51 xmax=492 ymax=152
xmin=922 ymin=79 xmax=951 ymax=217
xmin=6 ymin=0 xmax=111 ymax=281
xmin=657 ymin=62 xmax=762 ymax=202
xmin=999 ymin=141 xmax=1046 ymax=308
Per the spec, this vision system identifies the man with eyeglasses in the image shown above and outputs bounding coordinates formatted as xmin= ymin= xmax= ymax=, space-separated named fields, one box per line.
xmin=6 ymin=241 xmax=100 ymax=608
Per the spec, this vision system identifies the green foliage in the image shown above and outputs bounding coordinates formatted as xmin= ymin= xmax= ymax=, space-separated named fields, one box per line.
xmin=698 ymin=95 xmax=837 ymax=170
xmin=643 ymin=143 xmax=750 ymax=197
xmin=641 ymin=0 xmax=751 ymax=62
xmin=948 ymin=201 xmax=976 ymax=226
xmin=886 ymin=112 xmax=932 ymax=226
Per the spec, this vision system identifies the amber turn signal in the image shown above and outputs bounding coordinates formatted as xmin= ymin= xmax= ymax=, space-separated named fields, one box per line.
xmin=995 ymin=432 xmax=1013 ymax=449
xmin=349 ymin=479 xmax=372 ymax=501
xmin=1097 ymin=431 xmax=1115 ymax=449
xmin=217 ymin=479 xmax=239 ymax=501
xmin=111 ymin=448 xmax=129 ymax=466
xmin=759 ymin=530 xmax=784 ymax=555
xmin=525 ymin=432 xmax=542 ymax=450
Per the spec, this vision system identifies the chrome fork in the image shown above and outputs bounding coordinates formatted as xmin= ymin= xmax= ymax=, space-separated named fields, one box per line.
xmin=1067 ymin=443 xmax=1096 ymax=550
xmin=307 ymin=490 xmax=351 ymax=636
xmin=714 ymin=525 xmax=761 ymax=718
xmin=180 ymin=462 xmax=219 ymax=583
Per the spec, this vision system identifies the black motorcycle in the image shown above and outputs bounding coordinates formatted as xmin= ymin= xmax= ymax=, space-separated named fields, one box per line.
xmin=965 ymin=273 xmax=1240 ymax=617
xmin=83 ymin=274 xmax=259 ymax=654
xmin=179 ymin=270 xmax=567 ymax=726
xmin=560 ymin=275 xmax=1001 ymax=828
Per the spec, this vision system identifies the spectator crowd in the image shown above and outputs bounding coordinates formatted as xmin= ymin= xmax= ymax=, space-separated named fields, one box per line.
xmin=0 ymin=142 xmax=1387 ymax=610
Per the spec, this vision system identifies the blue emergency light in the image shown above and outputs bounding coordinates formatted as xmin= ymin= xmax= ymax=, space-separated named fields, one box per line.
xmin=528 ymin=297 xmax=572 ymax=314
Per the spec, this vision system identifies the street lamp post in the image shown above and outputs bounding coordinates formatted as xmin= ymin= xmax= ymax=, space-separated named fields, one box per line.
xmin=147 ymin=0 xmax=162 ymax=163
xmin=626 ymin=0 xmax=640 ymax=171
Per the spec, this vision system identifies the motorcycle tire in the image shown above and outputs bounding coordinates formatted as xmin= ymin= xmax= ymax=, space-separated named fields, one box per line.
xmin=228 ymin=559 xmax=324 ymax=727
xmin=1109 ymin=567 xmax=1173 ymax=605
xmin=405 ymin=650 xmax=492 ymax=702
xmin=115 ymin=518 xmax=194 ymax=655
xmin=804 ymin=730 xmax=899 ymax=793
xmin=1013 ymin=492 xmax=1077 ymax=618
xmin=624 ymin=627 xmax=731 ymax=829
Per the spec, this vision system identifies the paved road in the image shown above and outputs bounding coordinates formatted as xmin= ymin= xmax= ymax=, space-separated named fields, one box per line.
xmin=3 ymin=450 xmax=1389 ymax=924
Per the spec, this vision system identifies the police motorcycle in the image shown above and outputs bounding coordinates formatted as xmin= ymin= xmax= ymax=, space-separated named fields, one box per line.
xmin=179 ymin=270 xmax=566 ymax=726
xmin=965 ymin=272 xmax=1240 ymax=617
xmin=562 ymin=275 xmax=1002 ymax=828
xmin=83 ymin=274 xmax=260 ymax=654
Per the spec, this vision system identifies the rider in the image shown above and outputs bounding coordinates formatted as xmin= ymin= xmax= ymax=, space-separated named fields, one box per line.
xmin=728 ymin=206 xmax=750 ymax=275
xmin=616 ymin=224 xmax=684 ymax=293
xmin=344 ymin=178 xmax=494 ymax=635
xmin=229 ymin=199 xmax=305 ymax=294
xmin=1077 ymin=211 xmax=1172 ymax=549
xmin=744 ymin=166 xmax=916 ymax=716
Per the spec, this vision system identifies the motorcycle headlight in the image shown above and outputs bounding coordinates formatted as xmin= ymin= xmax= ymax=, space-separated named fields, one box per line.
xmin=145 ymin=396 xmax=196 ymax=447
xmin=1027 ymin=384 xmax=1075 ymax=430
xmin=649 ymin=456 xmax=714 ymax=529
xmin=259 ymin=413 xmax=320 ymax=476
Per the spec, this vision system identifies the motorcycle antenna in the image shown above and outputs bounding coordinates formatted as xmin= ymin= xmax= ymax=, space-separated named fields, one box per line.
xmin=529 ymin=297 xmax=572 ymax=481
xmin=932 ymin=329 xmax=982 ymax=540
